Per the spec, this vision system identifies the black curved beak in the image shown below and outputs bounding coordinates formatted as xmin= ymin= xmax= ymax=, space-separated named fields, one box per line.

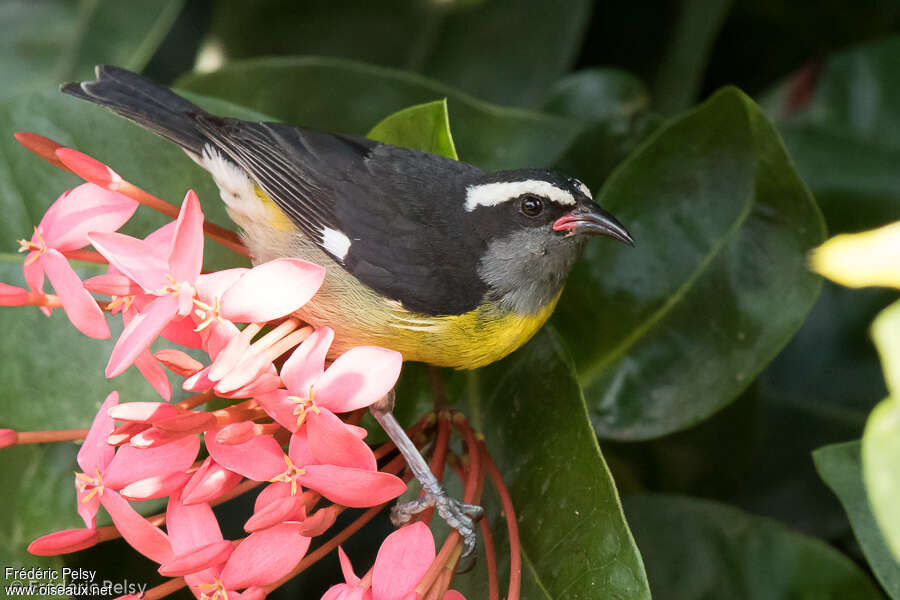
xmin=552 ymin=204 xmax=634 ymax=246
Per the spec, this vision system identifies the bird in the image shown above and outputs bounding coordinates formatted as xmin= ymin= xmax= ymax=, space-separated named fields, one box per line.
xmin=62 ymin=65 xmax=634 ymax=553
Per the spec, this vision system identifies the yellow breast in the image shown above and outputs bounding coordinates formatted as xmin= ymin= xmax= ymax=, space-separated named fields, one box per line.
xmin=383 ymin=291 xmax=563 ymax=369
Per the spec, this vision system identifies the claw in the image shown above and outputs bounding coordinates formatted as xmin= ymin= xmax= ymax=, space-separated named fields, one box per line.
xmin=391 ymin=490 xmax=483 ymax=556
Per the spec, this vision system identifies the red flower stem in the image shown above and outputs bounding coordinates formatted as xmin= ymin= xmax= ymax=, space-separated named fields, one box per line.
xmin=481 ymin=441 xmax=521 ymax=600
xmin=23 ymin=293 xmax=63 ymax=309
xmin=61 ymin=249 xmax=107 ymax=264
xmin=10 ymin=429 xmax=90 ymax=445
xmin=141 ymin=576 xmax=187 ymax=600
xmin=424 ymin=567 xmax=456 ymax=600
xmin=480 ymin=511 xmax=500 ymax=600
xmin=115 ymin=180 xmax=248 ymax=256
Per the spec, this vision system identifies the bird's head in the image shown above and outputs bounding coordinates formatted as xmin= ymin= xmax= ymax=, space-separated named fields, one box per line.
xmin=464 ymin=169 xmax=632 ymax=314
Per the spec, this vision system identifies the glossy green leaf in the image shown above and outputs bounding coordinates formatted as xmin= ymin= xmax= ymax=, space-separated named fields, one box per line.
xmin=814 ymin=441 xmax=900 ymax=598
xmin=553 ymin=87 xmax=826 ymax=440
xmin=176 ymin=56 xmax=585 ymax=172
xmin=762 ymin=36 xmax=900 ymax=236
xmin=205 ymin=0 xmax=591 ymax=107
xmin=453 ymin=328 xmax=650 ymax=599
xmin=0 ymin=0 xmax=184 ymax=101
xmin=624 ymin=494 xmax=883 ymax=599
xmin=367 ymin=99 xmax=458 ymax=160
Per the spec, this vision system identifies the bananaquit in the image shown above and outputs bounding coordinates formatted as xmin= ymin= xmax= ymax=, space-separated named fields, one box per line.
xmin=63 ymin=66 xmax=634 ymax=552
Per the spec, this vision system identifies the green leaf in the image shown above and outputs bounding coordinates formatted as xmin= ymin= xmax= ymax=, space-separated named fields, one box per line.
xmin=650 ymin=0 xmax=734 ymax=115
xmin=762 ymin=36 xmax=900 ymax=236
xmin=204 ymin=0 xmax=592 ymax=107
xmin=176 ymin=56 xmax=585 ymax=172
xmin=0 ymin=0 xmax=184 ymax=101
xmin=453 ymin=328 xmax=650 ymax=599
xmin=624 ymin=494 xmax=883 ymax=599
xmin=366 ymin=99 xmax=458 ymax=160
xmin=814 ymin=441 xmax=900 ymax=598
xmin=553 ymin=87 xmax=826 ymax=440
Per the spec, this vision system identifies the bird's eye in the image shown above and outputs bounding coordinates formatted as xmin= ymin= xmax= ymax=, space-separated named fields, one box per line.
xmin=520 ymin=195 xmax=544 ymax=217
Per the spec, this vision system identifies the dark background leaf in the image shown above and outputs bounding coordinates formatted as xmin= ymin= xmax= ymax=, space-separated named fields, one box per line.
xmin=815 ymin=441 xmax=900 ymax=598
xmin=625 ymin=494 xmax=884 ymax=599
xmin=553 ymin=87 xmax=825 ymax=440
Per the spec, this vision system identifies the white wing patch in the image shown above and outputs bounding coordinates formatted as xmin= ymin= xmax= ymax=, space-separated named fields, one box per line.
xmin=576 ymin=180 xmax=592 ymax=199
xmin=464 ymin=180 xmax=576 ymax=212
xmin=321 ymin=227 xmax=351 ymax=260
xmin=200 ymin=146 xmax=265 ymax=221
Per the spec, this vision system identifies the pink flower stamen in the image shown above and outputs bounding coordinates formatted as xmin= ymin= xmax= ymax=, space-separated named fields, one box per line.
xmin=196 ymin=577 xmax=230 ymax=600
xmin=288 ymin=385 xmax=321 ymax=428
xmin=76 ymin=468 xmax=105 ymax=503
xmin=193 ymin=296 xmax=226 ymax=332
xmin=270 ymin=454 xmax=306 ymax=497
xmin=18 ymin=227 xmax=47 ymax=265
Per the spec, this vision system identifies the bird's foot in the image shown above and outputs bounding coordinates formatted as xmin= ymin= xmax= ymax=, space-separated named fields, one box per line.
xmin=391 ymin=490 xmax=484 ymax=556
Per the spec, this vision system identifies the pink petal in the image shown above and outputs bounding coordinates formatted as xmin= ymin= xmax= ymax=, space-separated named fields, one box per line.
xmin=338 ymin=546 xmax=360 ymax=585
xmin=152 ymin=411 xmax=217 ymax=434
xmin=43 ymin=249 xmax=109 ymax=338
xmin=168 ymin=190 xmax=204 ymax=283
xmin=257 ymin=389 xmax=302 ymax=433
xmin=134 ymin=350 xmax=172 ymax=401
xmin=220 ymin=258 xmax=326 ymax=323
xmin=0 ymin=282 xmax=28 ymax=305
xmin=322 ymin=584 xmax=369 ymax=600
xmin=215 ymin=421 xmax=257 ymax=445
xmin=28 ymin=528 xmax=100 ymax=556
xmin=208 ymin=329 xmax=251 ymax=382
xmin=205 ymin=431 xmax=287 ymax=481
xmin=155 ymin=349 xmax=204 ymax=377
xmin=103 ymin=434 xmax=200 ymax=489
xmin=298 ymin=504 xmax=339 ymax=537
xmin=100 ymin=490 xmax=173 ymax=563
xmin=244 ymin=495 xmax=305 ymax=532
xmin=281 ymin=326 xmax=334 ymax=394
xmin=159 ymin=540 xmax=234 ymax=576
xmin=195 ymin=268 xmax=248 ymax=303
xmin=120 ymin=470 xmax=192 ymax=501
xmin=83 ymin=272 xmax=144 ymax=296
xmin=372 ymin=522 xmax=435 ymax=600
xmin=159 ymin=315 xmax=204 ymax=349
xmin=106 ymin=294 xmax=179 ymax=377
xmin=0 ymin=429 xmax=17 ymax=448
xmin=75 ymin=475 xmax=101 ymax=529
xmin=38 ymin=183 xmax=138 ymax=251
xmin=214 ymin=352 xmax=274 ymax=394
xmin=299 ymin=465 xmax=406 ymax=508
xmin=316 ymin=347 xmax=403 ymax=413
xmin=183 ymin=365 xmax=215 ymax=392
xmin=145 ymin=220 xmax=177 ymax=249
xmin=443 ymin=592 xmax=465 ymax=600
xmin=128 ymin=427 xmax=184 ymax=449
xmin=219 ymin=522 xmax=311 ymax=589
xmin=307 ymin=408 xmax=377 ymax=471
xmin=88 ymin=231 xmax=168 ymax=291
xmin=107 ymin=401 xmax=182 ymax=423
xmin=223 ymin=371 xmax=282 ymax=398
xmin=77 ymin=391 xmax=118 ymax=474
xmin=182 ymin=457 xmax=243 ymax=505
xmin=166 ymin=491 xmax=223 ymax=553
xmin=288 ymin=428 xmax=316 ymax=467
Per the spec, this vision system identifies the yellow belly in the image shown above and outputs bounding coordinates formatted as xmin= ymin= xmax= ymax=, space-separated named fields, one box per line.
xmin=379 ymin=291 xmax=563 ymax=369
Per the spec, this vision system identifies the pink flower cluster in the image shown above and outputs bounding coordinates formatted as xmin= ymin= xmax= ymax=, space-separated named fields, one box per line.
xmin=2 ymin=139 xmax=472 ymax=600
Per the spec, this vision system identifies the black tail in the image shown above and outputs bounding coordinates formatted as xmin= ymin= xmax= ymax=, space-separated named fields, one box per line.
xmin=61 ymin=65 xmax=209 ymax=156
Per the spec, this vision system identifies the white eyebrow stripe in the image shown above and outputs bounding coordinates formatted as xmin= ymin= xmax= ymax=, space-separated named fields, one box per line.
xmin=464 ymin=180 xmax=576 ymax=212
xmin=576 ymin=180 xmax=592 ymax=199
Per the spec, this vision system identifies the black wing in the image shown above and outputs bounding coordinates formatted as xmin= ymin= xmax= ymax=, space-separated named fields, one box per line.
xmin=195 ymin=117 xmax=489 ymax=316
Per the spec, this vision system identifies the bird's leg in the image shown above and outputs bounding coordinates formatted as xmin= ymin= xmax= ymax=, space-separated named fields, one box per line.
xmin=370 ymin=390 xmax=484 ymax=555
